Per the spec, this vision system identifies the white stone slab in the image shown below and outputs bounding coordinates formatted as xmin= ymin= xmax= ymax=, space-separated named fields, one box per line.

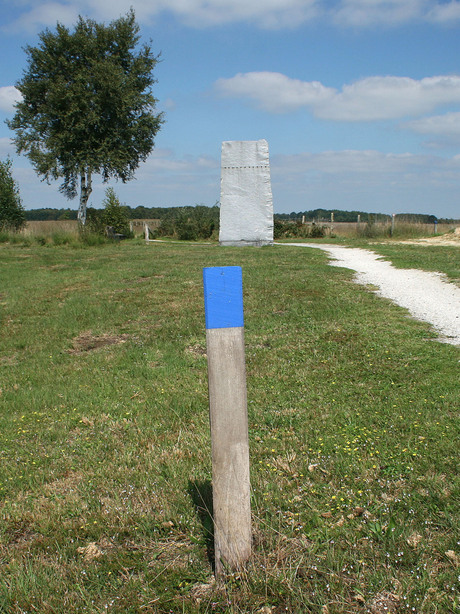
xmin=219 ymin=140 xmax=274 ymax=246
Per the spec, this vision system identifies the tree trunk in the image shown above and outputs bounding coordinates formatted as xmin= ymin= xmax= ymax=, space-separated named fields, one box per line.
xmin=78 ymin=171 xmax=92 ymax=225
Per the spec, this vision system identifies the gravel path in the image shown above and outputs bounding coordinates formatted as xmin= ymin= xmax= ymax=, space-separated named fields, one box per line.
xmin=282 ymin=243 xmax=460 ymax=347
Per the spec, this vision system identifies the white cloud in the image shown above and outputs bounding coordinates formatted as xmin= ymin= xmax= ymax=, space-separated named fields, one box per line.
xmin=273 ymin=150 xmax=433 ymax=178
xmin=405 ymin=111 xmax=460 ymax=136
xmin=6 ymin=3 xmax=80 ymax=33
xmin=215 ymin=72 xmax=460 ymax=120
xmin=426 ymin=1 xmax=460 ymax=23
xmin=140 ymin=149 xmax=218 ymax=173
xmin=0 ymin=86 xmax=22 ymax=113
xmin=4 ymin=0 xmax=320 ymax=32
xmin=5 ymin=1 xmax=460 ymax=33
xmin=332 ymin=0 xmax=424 ymax=27
xmin=215 ymin=72 xmax=335 ymax=113
xmin=403 ymin=111 xmax=460 ymax=147
xmin=318 ymin=75 xmax=460 ymax=120
xmin=163 ymin=0 xmax=320 ymax=29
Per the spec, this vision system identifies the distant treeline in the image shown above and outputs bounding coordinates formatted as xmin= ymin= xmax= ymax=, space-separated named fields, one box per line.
xmin=24 ymin=206 xmax=458 ymax=224
xmin=25 ymin=205 xmax=197 ymax=221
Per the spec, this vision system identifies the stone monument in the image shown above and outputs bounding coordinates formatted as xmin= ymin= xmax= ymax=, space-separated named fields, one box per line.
xmin=219 ymin=140 xmax=274 ymax=246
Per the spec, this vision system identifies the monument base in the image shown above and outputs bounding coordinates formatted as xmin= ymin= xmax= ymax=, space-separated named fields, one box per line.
xmin=220 ymin=240 xmax=273 ymax=247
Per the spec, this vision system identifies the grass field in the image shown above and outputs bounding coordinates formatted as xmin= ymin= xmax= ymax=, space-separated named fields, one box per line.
xmin=0 ymin=239 xmax=458 ymax=613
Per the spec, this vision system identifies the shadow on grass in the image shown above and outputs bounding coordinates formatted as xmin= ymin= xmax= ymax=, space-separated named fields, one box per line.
xmin=188 ymin=479 xmax=215 ymax=570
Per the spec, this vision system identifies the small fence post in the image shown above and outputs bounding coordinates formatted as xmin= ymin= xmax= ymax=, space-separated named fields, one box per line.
xmin=203 ymin=266 xmax=252 ymax=576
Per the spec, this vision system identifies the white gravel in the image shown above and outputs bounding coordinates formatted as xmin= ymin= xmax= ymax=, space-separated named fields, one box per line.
xmin=282 ymin=243 xmax=460 ymax=347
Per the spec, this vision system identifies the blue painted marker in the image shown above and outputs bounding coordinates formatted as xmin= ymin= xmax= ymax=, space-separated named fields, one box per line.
xmin=203 ymin=266 xmax=244 ymax=330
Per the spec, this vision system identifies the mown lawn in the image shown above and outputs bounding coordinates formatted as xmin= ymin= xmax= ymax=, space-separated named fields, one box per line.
xmin=0 ymin=239 xmax=458 ymax=613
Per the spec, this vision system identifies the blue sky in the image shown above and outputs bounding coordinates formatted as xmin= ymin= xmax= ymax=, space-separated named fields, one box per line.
xmin=1 ymin=1 xmax=460 ymax=218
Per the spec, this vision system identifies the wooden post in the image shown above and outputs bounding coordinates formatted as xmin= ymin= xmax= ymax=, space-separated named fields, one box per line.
xmin=144 ymin=222 xmax=149 ymax=242
xmin=391 ymin=213 xmax=395 ymax=237
xmin=203 ymin=266 xmax=251 ymax=576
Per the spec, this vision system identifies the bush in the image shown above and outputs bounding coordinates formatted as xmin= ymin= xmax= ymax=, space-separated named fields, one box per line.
xmin=175 ymin=210 xmax=198 ymax=241
xmin=156 ymin=205 xmax=219 ymax=240
xmin=85 ymin=189 xmax=133 ymax=238
xmin=0 ymin=158 xmax=26 ymax=232
xmin=274 ymin=219 xmax=326 ymax=239
xmin=102 ymin=188 xmax=132 ymax=237
xmin=85 ymin=207 xmax=106 ymax=235
xmin=309 ymin=223 xmax=326 ymax=238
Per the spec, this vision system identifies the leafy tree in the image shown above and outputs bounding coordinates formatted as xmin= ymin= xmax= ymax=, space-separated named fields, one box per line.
xmin=102 ymin=187 xmax=131 ymax=235
xmin=86 ymin=188 xmax=131 ymax=237
xmin=7 ymin=9 xmax=163 ymax=225
xmin=0 ymin=157 xmax=26 ymax=231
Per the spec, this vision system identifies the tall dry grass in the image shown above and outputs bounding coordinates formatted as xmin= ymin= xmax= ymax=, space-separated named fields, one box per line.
xmin=22 ymin=220 xmax=79 ymax=237
xmin=21 ymin=218 xmax=457 ymax=240
xmin=327 ymin=221 xmax=455 ymax=238
xmin=22 ymin=219 xmax=161 ymax=238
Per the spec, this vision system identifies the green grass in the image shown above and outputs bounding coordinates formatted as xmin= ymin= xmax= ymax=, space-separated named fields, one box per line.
xmin=0 ymin=240 xmax=458 ymax=613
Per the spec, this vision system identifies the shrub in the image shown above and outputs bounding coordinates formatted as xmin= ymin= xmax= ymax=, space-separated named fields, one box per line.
xmin=85 ymin=207 xmax=106 ymax=235
xmin=309 ymin=223 xmax=326 ymax=238
xmin=273 ymin=219 xmax=286 ymax=239
xmin=102 ymin=188 xmax=132 ymax=237
xmin=274 ymin=219 xmax=326 ymax=239
xmin=175 ymin=210 xmax=198 ymax=241
xmin=156 ymin=205 xmax=219 ymax=240
xmin=84 ymin=189 xmax=133 ymax=239
xmin=0 ymin=158 xmax=26 ymax=232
